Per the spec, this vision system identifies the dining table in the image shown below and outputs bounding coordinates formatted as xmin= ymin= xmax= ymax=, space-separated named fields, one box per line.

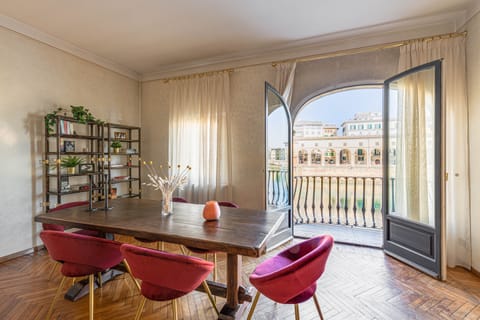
xmin=34 ymin=198 xmax=288 ymax=320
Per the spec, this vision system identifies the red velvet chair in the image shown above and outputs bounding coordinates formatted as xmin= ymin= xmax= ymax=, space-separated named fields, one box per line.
xmin=40 ymin=230 xmax=130 ymax=320
xmin=247 ymin=235 xmax=334 ymax=320
xmin=121 ymin=243 xmax=218 ymax=320
xmin=43 ymin=201 xmax=104 ymax=237
xmin=184 ymin=200 xmax=239 ymax=282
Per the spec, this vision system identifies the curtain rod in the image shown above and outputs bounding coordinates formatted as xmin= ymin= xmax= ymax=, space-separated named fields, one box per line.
xmin=161 ymin=31 xmax=467 ymax=82
xmin=272 ymin=31 xmax=467 ymax=66
xmin=163 ymin=68 xmax=234 ymax=83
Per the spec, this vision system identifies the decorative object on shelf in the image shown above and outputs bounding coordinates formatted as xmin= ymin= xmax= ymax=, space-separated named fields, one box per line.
xmin=126 ymin=148 xmax=137 ymax=154
xmin=60 ymin=176 xmax=70 ymax=192
xmin=114 ymin=131 xmax=127 ymax=140
xmin=60 ymin=156 xmax=84 ymax=174
xmin=111 ymin=140 xmax=122 ymax=153
xmin=143 ymin=161 xmax=191 ymax=216
xmin=110 ymin=187 xmax=117 ymax=199
xmin=62 ymin=140 xmax=75 ymax=152
xmin=203 ymin=201 xmax=221 ymax=221
xmin=79 ymin=163 xmax=94 ymax=173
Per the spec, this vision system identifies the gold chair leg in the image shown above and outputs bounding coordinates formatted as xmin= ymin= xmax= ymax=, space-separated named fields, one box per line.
xmin=246 ymin=291 xmax=261 ymax=320
xmin=89 ymin=274 xmax=94 ymax=320
xmin=172 ymin=299 xmax=178 ymax=320
xmin=213 ymin=253 xmax=217 ymax=282
xmin=180 ymin=245 xmax=188 ymax=255
xmin=294 ymin=304 xmax=300 ymax=320
xmin=71 ymin=277 xmax=76 ymax=285
xmin=161 ymin=241 xmax=165 ymax=251
xmin=123 ymin=259 xmax=141 ymax=291
xmin=46 ymin=276 xmax=66 ymax=320
xmin=97 ymin=272 xmax=102 ymax=288
xmin=134 ymin=296 xmax=147 ymax=320
xmin=202 ymin=280 xmax=219 ymax=315
xmin=313 ymin=294 xmax=324 ymax=320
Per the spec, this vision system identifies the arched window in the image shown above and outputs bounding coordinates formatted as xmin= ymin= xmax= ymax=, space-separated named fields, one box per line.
xmin=355 ymin=148 xmax=366 ymax=164
xmin=298 ymin=150 xmax=308 ymax=164
xmin=371 ymin=148 xmax=381 ymax=165
xmin=340 ymin=149 xmax=350 ymax=165
xmin=325 ymin=149 xmax=336 ymax=165
xmin=311 ymin=149 xmax=322 ymax=164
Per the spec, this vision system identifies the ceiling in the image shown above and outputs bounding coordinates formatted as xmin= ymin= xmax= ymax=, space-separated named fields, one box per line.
xmin=0 ymin=0 xmax=477 ymax=80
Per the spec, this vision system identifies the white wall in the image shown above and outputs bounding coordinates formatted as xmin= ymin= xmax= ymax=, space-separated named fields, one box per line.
xmin=466 ymin=11 xmax=480 ymax=271
xmin=0 ymin=26 xmax=139 ymax=257
xmin=140 ymin=65 xmax=275 ymax=209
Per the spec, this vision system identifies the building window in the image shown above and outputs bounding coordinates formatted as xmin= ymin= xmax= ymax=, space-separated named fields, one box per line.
xmin=325 ymin=149 xmax=336 ymax=165
xmin=298 ymin=150 xmax=308 ymax=164
xmin=311 ymin=149 xmax=322 ymax=164
xmin=340 ymin=149 xmax=350 ymax=165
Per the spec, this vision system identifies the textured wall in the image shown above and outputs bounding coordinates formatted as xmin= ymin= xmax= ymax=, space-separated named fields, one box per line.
xmin=0 ymin=26 xmax=139 ymax=257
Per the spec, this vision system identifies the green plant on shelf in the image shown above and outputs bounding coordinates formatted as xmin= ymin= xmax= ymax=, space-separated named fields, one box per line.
xmin=111 ymin=141 xmax=122 ymax=148
xmin=60 ymin=156 xmax=84 ymax=168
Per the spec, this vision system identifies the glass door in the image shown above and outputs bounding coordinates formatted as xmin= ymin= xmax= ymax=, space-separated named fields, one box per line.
xmin=383 ymin=60 xmax=442 ymax=278
xmin=265 ymin=82 xmax=293 ymax=249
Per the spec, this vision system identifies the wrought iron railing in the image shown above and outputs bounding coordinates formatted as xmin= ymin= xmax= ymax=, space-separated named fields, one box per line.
xmin=267 ymin=170 xmax=383 ymax=229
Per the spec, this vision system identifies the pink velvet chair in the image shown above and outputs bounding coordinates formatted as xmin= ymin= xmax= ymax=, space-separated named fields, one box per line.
xmin=40 ymin=230 xmax=128 ymax=320
xmin=184 ymin=200 xmax=239 ymax=282
xmin=247 ymin=235 xmax=334 ymax=320
xmin=43 ymin=201 xmax=104 ymax=237
xmin=121 ymin=243 xmax=218 ymax=320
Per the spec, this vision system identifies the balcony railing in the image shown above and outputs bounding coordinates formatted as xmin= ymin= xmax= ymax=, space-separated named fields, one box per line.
xmin=267 ymin=170 xmax=383 ymax=229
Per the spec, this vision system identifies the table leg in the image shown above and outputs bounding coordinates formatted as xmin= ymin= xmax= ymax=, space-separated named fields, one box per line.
xmin=219 ymin=253 xmax=241 ymax=319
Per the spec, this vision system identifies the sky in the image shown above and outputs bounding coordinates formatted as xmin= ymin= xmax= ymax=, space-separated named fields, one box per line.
xmin=296 ymin=87 xmax=383 ymax=125
xmin=268 ymin=87 xmax=383 ymax=148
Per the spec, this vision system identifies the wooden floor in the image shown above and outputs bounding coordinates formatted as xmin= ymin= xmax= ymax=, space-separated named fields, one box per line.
xmin=2 ymin=236 xmax=480 ymax=319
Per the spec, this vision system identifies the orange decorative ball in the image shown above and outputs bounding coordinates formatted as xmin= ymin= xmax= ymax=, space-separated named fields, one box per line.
xmin=203 ymin=201 xmax=221 ymax=221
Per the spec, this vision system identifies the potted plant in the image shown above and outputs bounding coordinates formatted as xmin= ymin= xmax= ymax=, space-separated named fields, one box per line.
xmin=60 ymin=156 xmax=84 ymax=174
xmin=111 ymin=140 xmax=122 ymax=153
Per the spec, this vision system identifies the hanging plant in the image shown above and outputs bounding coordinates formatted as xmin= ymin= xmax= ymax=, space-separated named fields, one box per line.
xmin=45 ymin=107 xmax=66 ymax=134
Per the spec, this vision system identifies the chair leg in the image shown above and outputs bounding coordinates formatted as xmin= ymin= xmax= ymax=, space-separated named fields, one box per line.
xmin=161 ymin=241 xmax=165 ymax=251
xmin=201 ymin=281 xmax=219 ymax=315
xmin=313 ymin=294 xmax=324 ymax=320
xmin=89 ymin=274 xmax=94 ymax=320
xmin=123 ymin=259 xmax=141 ymax=291
xmin=172 ymin=299 xmax=178 ymax=320
xmin=246 ymin=291 xmax=261 ymax=320
xmin=213 ymin=253 xmax=217 ymax=282
xmin=45 ymin=275 xmax=66 ymax=320
xmin=294 ymin=304 xmax=300 ymax=320
xmin=134 ymin=296 xmax=147 ymax=320
xmin=97 ymin=272 xmax=103 ymax=288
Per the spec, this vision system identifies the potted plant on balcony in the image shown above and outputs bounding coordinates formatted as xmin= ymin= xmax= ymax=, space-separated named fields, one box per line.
xmin=111 ymin=140 xmax=122 ymax=153
xmin=61 ymin=156 xmax=84 ymax=174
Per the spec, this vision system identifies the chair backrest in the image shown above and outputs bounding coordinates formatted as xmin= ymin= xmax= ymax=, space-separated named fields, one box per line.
xmin=40 ymin=230 xmax=123 ymax=276
xmin=121 ymin=244 xmax=213 ymax=294
xmin=250 ymin=235 xmax=333 ymax=304
xmin=218 ymin=201 xmax=239 ymax=208
xmin=43 ymin=201 xmax=90 ymax=231
xmin=172 ymin=197 xmax=188 ymax=203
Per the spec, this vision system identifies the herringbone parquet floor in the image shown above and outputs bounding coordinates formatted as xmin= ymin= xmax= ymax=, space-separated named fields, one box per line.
xmin=1 ymin=236 xmax=480 ymax=319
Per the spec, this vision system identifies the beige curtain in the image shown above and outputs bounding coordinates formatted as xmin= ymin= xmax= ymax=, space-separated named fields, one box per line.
xmin=169 ymin=72 xmax=232 ymax=203
xmin=398 ymin=37 xmax=471 ymax=269
xmin=274 ymin=62 xmax=297 ymax=106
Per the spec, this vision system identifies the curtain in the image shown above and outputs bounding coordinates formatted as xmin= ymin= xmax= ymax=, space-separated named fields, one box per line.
xmin=169 ymin=72 xmax=232 ymax=203
xmin=394 ymin=69 xmax=436 ymax=226
xmin=398 ymin=37 xmax=471 ymax=269
xmin=274 ymin=62 xmax=297 ymax=106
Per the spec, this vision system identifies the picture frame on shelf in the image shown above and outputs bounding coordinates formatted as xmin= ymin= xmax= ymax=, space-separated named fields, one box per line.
xmin=62 ymin=140 xmax=75 ymax=152
xmin=79 ymin=163 xmax=95 ymax=173
xmin=60 ymin=176 xmax=70 ymax=192
xmin=114 ymin=131 xmax=127 ymax=140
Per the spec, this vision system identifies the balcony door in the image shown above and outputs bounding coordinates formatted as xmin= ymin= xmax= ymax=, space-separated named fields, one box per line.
xmin=265 ymin=82 xmax=293 ymax=249
xmin=383 ymin=60 xmax=443 ymax=278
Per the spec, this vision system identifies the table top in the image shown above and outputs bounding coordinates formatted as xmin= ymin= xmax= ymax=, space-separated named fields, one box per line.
xmin=35 ymin=198 xmax=287 ymax=257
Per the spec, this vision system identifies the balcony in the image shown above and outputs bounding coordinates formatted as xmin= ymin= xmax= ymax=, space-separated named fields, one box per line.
xmin=268 ymin=170 xmax=383 ymax=247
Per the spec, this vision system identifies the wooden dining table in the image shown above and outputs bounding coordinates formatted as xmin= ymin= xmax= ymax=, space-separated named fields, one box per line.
xmin=34 ymin=198 xmax=288 ymax=320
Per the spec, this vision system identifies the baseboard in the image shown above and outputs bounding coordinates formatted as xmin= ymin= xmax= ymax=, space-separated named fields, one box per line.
xmin=471 ymin=266 xmax=480 ymax=278
xmin=0 ymin=245 xmax=44 ymax=264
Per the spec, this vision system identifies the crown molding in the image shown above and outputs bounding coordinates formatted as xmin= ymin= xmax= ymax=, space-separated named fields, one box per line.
xmin=0 ymin=14 xmax=140 ymax=81
xmin=142 ymin=10 xmax=466 ymax=81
